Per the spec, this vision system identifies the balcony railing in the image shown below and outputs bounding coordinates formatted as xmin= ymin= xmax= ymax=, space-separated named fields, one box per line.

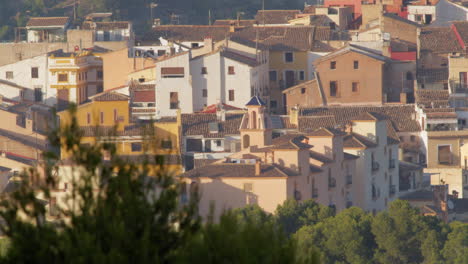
xmin=449 ymin=80 xmax=468 ymax=94
xmin=372 ymin=162 xmax=380 ymax=172
xmin=328 ymin=177 xmax=337 ymax=189
xmin=312 ymin=188 xmax=319 ymax=198
xmin=389 ymin=159 xmax=396 ymax=169
xmin=389 ymin=185 xmax=396 ymax=196
xmin=346 ymin=175 xmax=352 ymax=185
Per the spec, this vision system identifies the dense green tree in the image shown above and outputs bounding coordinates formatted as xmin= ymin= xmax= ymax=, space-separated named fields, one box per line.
xmin=231 ymin=204 xmax=274 ymax=226
xmin=442 ymin=222 xmax=468 ymax=264
xmin=295 ymin=207 xmax=375 ymax=264
xmin=371 ymin=200 xmax=440 ymax=264
xmin=275 ymin=199 xmax=334 ymax=236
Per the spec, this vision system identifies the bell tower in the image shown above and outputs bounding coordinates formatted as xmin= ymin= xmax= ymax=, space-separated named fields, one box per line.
xmin=240 ymin=96 xmax=272 ymax=149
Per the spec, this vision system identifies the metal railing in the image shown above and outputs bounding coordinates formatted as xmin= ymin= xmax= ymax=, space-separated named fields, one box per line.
xmin=328 ymin=177 xmax=336 ymax=189
xmin=389 ymin=185 xmax=396 ymax=196
xmin=312 ymin=188 xmax=319 ymax=198
xmin=372 ymin=161 xmax=380 ymax=171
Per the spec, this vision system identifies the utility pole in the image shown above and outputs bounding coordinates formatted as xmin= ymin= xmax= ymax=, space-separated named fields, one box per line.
xmin=208 ymin=9 xmax=212 ymax=25
xmin=262 ymin=0 xmax=265 ymax=25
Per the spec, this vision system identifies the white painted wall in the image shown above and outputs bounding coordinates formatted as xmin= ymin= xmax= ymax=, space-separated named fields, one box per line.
xmin=0 ymin=54 xmax=51 ymax=103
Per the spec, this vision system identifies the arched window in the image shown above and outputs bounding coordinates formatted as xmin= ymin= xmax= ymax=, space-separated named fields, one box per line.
xmin=243 ymin=134 xmax=250 ymax=148
xmin=406 ymin=72 xmax=413 ymax=81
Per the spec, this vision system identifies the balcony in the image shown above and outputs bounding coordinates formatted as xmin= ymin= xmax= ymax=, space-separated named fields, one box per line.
xmin=449 ymin=80 xmax=468 ymax=94
xmin=389 ymin=159 xmax=396 ymax=169
xmin=312 ymin=188 xmax=319 ymax=198
xmin=346 ymin=201 xmax=353 ymax=208
xmin=372 ymin=161 xmax=380 ymax=172
xmin=389 ymin=185 xmax=396 ymax=196
xmin=346 ymin=175 xmax=352 ymax=185
xmin=328 ymin=177 xmax=337 ymax=189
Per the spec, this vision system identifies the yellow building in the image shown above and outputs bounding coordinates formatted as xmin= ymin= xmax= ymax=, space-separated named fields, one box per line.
xmin=58 ymin=91 xmax=182 ymax=174
xmin=48 ymin=48 xmax=106 ymax=110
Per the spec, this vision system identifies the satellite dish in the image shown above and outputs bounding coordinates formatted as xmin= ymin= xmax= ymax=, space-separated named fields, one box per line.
xmin=448 ymin=200 xmax=454 ymax=210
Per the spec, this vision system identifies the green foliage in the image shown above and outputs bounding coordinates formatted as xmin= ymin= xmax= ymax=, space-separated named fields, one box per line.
xmin=275 ymin=199 xmax=334 ymax=236
xmin=442 ymin=222 xmax=468 ymax=264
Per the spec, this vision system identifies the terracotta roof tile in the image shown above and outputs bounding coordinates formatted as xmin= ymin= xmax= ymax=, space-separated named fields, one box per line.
xmin=93 ymin=92 xmax=129 ymax=102
xmin=221 ymin=49 xmax=259 ymax=67
xmin=26 ymin=17 xmax=69 ymax=27
xmin=82 ymin=21 xmax=130 ymax=30
xmin=301 ymin=105 xmax=421 ymax=132
xmin=183 ymin=163 xmax=299 ymax=178
xmin=271 ymin=134 xmax=312 ymax=149
xmin=419 ymin=27 xmax=462 ymax=53
xmin=344 ymin=133 xmax=378 ymax=149
xmin=307 ymin=127 xmax=345 ymax=137
xmin=182 ymin=113 xmax=244 ymax=138
xmin=298 ymin=116 xmax=337 ymax=132
xmin=145 ymin=25 xmax=231 ymax=42
xmin=309 ymin=150 xmax=334 ymax=163
xmin=213 ymin=20 xmax=256 ymax=26
xmin=417 ymin=68 xmax=449 ymax=83
xmin=452 ymin=21 xmax=468 ymax=46
xmin=255 ymin=10 xmax=301 ymax=24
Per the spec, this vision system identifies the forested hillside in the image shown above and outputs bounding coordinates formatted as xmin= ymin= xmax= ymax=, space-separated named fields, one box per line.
xmin=0 ymin=0 xmax=317 ymax=40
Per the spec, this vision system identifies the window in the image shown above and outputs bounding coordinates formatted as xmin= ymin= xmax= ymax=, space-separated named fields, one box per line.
xmin=438 ymin=145 xmax=452 ymax=165
xmin=97 ymin=85 xmax=104 ymax=93
xmin=353 ymin=60 xmax=359 ymax=69
xmin=299 ymin=70 xmax=305 ymax=81
xmin=161 ymin=140 xmax=172 ymax=149
xmin=5 ymin=71 xmax=13 ymax=80
xmin=330 ymin=81 xmax=338 ymax=97
xmin=201 ymin=67 xmax=207 ymax=74
xmin=269 ymin=70 xmax=277 ymax=81
xmin=229 ymin=90 xmax=235 ymax=101
xmin=97 ymin=71 xmax=103 ymax=80
xmin=284 ymin=52 xmax=293 ymax=63
xmin=228 ymin=66 xmax=235 ymax=75
xmin=191 ymin=43 xmax=199 ymax=48
xmin=31 ymin=67 xmax=39 ymax=78
xmin=131 ymin=143 xmax=142 ymax=152
xmin=161 ymin=67 xmax=184 ymax=78
xmin=270 ymin=100 xmax=277 ymax=108
xmin=243 ymin=183 xmax=253 ymax=193
xmin=103 ymin=31 xmax=110 ymax=41
xmin=113 ymin=109 xmax=118 ymax=122
xmin=87 ymin=113 xmax=91 ymax=124
xmin=330 ymin=61 xmax=336 ymax=70
xmin=170 ymin=92 xmax=179 ymax=109
xmin=34 ymin=88 xmax=43 ymax=102
xmin=216 ymin=140 xmax=222 ymax=147
xmin=301 ymin=88 xmax=306 ymax=94
xmin=100 ymin=112 xmax=104 ymax=124
xmin=157 ymin=50 xmax=166 ymax=56
xmin=406 ymin=72 xmax=413 ymax=81
xmin=202 ymin=89 xmax=207 ymax=98
xmin=443 ymin=83 xmax=449 ymax=90
xmin=58 ymin=73 xmax=68 ymax=82
xmin=352 ymin=82 xmax=359 ymax=93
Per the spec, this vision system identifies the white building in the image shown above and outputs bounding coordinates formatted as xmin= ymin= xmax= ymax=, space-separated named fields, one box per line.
xmin=155 ymin=39 xmax=269 ymax=117
xmin=82 ymin=21 xmax=133 ymax=42
xmin=26 ymin=17 xmax=70 ymax=43
xmin=344 ymin=113 xmax=400 ymax=212
xmin=0 ymin=53 xmax=50 ymax=104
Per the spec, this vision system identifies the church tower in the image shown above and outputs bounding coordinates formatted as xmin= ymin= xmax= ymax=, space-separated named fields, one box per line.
xmin=240 ymin=96 xmax=272 ymax=149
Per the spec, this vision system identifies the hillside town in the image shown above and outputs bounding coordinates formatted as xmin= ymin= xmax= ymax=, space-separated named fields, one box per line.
xmin=1 ymin=0 xmax=468 ymax=227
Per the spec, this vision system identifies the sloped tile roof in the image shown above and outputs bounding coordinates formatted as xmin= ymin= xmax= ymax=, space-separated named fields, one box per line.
xmin=93 ymin=92 xmax=129 ymax=102
xmin=182 ymin=113 xmax=244 ymax=138
xmin=145 ymin=25 xmax=231 ymax=42
xmin=213 ymin=20 xmax=256 ymax=26
xmin=344 ymin=152 xmax=359 ymax=160
xmin=344 ymin=133 xmax=378 ymax=149
xmin=182 ymin=163 xmax=299 ymax=178
xmin=133 ymin=90 xmax=155 ymax=103
xmin=452 ymin=21 xmax=468 ymax=46
xmin=297 ymin=116 xmax=337 ymax=132
xmin=301 ymin=105 xmax=421 ymax=132
xmin=26 ymin=17 xmax=69 ymax=27
xmin=271 ymin=134 xmax=312 ymax=150
xmin=309 ymin=150 xmax=334 ymax=163
xmin=82 ymin=21 xmax=130 ymax=30
xmin=255 ymin=10 xmax=301 ymax=24
xmin=307 ymin=127 xmax=346 ymax=137
xmin=419 ymin=27 xmax=462 ymax=53
xmin=221 ymin=49 xmax=259 ymax=67
xmin=415 ymin=89 xmax=449 ymax=104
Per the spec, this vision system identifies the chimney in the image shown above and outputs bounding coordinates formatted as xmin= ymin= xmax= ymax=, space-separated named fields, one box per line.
xmin=255 ymin=160 xmax=261 ymax=176
xmin=204 ymin=36 xmax=213 ymax=52
xmin=290 ymin=105 xmax=299 ymax=126
xmin=170 ymin=47 xmax=176 ymax=55
xmin=216 ymin=102 xmax=226 ymax=121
